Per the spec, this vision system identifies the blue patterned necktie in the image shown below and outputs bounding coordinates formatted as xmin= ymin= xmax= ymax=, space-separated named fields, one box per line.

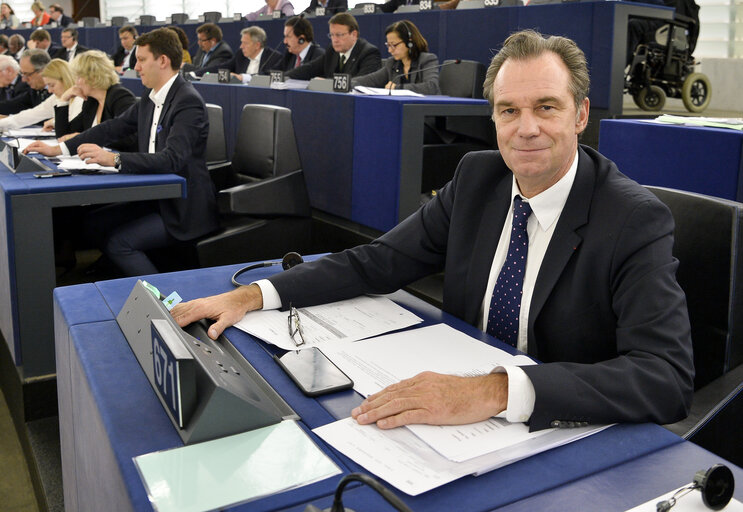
xmin=486 ymin=196 xmax=532 ymax=347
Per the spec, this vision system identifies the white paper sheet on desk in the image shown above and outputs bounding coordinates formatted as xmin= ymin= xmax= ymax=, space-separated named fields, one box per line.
xmin=353 ymin=86 xmax=423 ymax=96
xmin=5 ymin=127 xmax=55 ymax=137
xmin=234 ymin=295 xmax=422 ymax=351
xmin=56 ymin=155 xmax=118 ymax=173
xmin=14 ymin=137 xmax=60 ymax=152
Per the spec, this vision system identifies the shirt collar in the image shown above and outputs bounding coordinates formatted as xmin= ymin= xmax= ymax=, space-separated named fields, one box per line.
xmin=339 ymin=42 xmax=356 ymax=61
xmin=148 ymin=73 xmax=178 ymax=107
xmin=298 ymin=44 xmax=310 ymax=61
xmin=510 ymin=149 xmax=579 ymax=232
xmin=251 ymin=48 xmax=264 ymax=63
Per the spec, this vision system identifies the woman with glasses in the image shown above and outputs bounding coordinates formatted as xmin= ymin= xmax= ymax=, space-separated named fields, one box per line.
xmin=0 ymin=58 xmax=82 ymax=131
xmin=352 ymin=20 xmax=440 ymax=95
xmin=0 ymin=3 xmax=20 ymax=29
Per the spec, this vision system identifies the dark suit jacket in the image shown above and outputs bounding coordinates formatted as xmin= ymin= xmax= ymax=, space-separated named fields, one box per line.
xmin=111 ymin=45 xmax=138 ymax=70
xmin=55 ymin=83 xmax=137 ymax=151
xmin=65 ymin=76 xmax=218 ymax=241
xmin=196 ymin=47 xmax=282 ymax=77
xmin=0 ymin=76 xmax=29 ymax=102
xmin=267 ymin=146 xmax=695 ymax=431
xmin=352 ymin=52 xmax=440 ymax=94
xmin=285 ymin=38 xmax=381 ymax=80
xmin=191 ymin=40 xmax=233 ymax=69
xmin=380 ymin=0 xmax=418 ymax=12
xmin=52 ymin=44 xmax=90 ymax=61
xmin=303 ymin=0 xmax=348 ymax=14
xmin=0 ymin=86 xmax=49 ymax=115
xmin=58 ymin=14 xmax=73 ymax=27
xmin=279 ymin=43 xmax=325 ymax=72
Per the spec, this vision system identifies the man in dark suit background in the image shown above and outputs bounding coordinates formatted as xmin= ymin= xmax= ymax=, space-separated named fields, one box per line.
xmin=48 ymin=3 xmax=73 ymax=27
xmin=8 ymin=34 xmax=25 ymax=60
xmin=172 ymin=30 xmax=694 ymax=432
xmin=280 ymin=15 xmax=325 ymax=71
xmin=196 ymin=26 xmax=282 ymax=81
xmin=53 ymin=28 xmax=89 ymax=61
xmin=25 ymin=28 xmax=218 ymax=277
xmin=189 ymin=23 xmax=233 ymax=70
xmin=0 ymin=55 xmax=28 ymax=102
xmin=28 ymin=29 xmax=62 ymax=56
xmin=112 ymin=25 xmax=138 ymax=74
xmin=285 ymin=12 xmax=381 ymax=80
xmin=303 ymin=0 xmax=347 ymax=15
xmin=0 ymin=49 xmax=49 ymax=115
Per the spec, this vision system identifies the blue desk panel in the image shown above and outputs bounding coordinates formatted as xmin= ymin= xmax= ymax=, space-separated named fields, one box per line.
xmin=599 ymin=119 xmax=743 ymax=202
xmin=55 ymin=262 xmax=688 ymax=511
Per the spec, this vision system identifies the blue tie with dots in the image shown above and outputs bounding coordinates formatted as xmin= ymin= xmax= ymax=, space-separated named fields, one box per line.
xmin=486 ymin=196 xmax=532 ymax=347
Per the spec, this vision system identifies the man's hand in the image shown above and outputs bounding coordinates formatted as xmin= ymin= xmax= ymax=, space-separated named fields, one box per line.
xmin=384 ymin=81 xmax=396 ymax=90
xmin=351 ymin=372 xmax=509 ymax=429
xmin=77 ymin=144 xmax=115 ymax=167
xmin=170 ymin=284 xmax=264 ymax=340
xmin=42 ymin=118 xmax=54 ymax=131
xmin=23 ymin=141 xmax=62 ymax=156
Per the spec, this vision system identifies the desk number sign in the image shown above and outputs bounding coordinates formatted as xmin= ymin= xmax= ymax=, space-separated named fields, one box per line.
xmin=270 ymin=70 xmax=285 ymax=84
xmin=315 ymin=6 xmax=326 ymax=16
xmin=272 ymin=10 xmax=282 ymax=19
xmin=420 ymin=0 xmax=433 ymax=10
xmin=333 ymin=73 xmax=351 ymax=93
xmin=151 ymin=323 xmax=187 ymax=428
xmin=363 ymin=3 xmax=376 ymax=13
xmin=483 ymin=0 xmax=500 ymax=6
xmin=217 ymin=68 xmax=231 ymax=83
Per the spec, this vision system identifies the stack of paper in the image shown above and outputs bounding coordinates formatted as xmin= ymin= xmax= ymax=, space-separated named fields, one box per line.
xmin=653 ymin=114 xmax=743 ymax=130
xmin=353 ymin=86 xmax=423 ymax=96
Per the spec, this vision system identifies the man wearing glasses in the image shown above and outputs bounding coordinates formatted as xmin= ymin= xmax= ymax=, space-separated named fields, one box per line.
xmin=189 ymin=23 xmax=233 ymax=70
xmin=285 ymin=12 xmax=381 ymax=80
xmin=0 ymin=49 xmax=49 ymax=115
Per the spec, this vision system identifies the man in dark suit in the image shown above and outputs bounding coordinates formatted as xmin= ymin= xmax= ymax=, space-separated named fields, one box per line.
xmin=280 ymin=15 xmax=325 ymax=71
xmin=25 ymin=28 xmax=218 ymax=277
xmin=189 ymin=23 xmax=233 ymax=70
xmin=196 ymin=26 xmax=282 ymax=80
xmin=285 ymin=12 xmax=381 ymax=80
xmin=53 ymin=28 xmax=89 ymax=61
xmin=0 ymin=49 xmax=49 ymax=115
xmin=303 ymin=0 xmax=347 ymax=15
xmin=28 ymin=29 xmax=62 ymax=56
xmin=112 ymin=25 xmax=138 ymax=74
xmin=0 ymin=55 xmax=28 ymax=102
xmin=172 ymin=30 xmax=694 ymax=432
xmin=48 ymin=3 xmax=73 ymax=27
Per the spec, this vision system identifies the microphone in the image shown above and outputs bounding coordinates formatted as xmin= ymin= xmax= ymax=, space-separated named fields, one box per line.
xmin=258 ymin=35 xmax=291 ymax=76
xmin=388 ymin=58 xmax=461 ymax=95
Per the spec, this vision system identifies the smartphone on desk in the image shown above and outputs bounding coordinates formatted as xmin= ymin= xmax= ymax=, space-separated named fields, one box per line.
xmin=33 ymin=170 xmax=72 ymax=178
xmin=274 ymin=348 xmax=353 ymax=397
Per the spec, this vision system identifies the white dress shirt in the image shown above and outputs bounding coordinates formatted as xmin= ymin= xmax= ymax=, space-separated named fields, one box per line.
xmin=147 ymin=73 xmax=178 ymax=153
xmin=0 ymin=94 xmax=82 ymax=131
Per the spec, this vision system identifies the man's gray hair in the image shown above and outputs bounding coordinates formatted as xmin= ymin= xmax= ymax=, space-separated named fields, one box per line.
xmin=22 ymin=48 xmax=51 ymax=71
xmin=0 ymin=55 xmax=20 ymax=72
xmin=241 ymin=26 xmax=267 ymax=47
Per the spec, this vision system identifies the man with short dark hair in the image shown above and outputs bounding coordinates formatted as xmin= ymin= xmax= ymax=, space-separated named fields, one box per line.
xmin=195 ymin=26 xmax=282 ymax=81
xmin=191 ymin=23 xmax=233 ymax=69
xmin=48 ymin=3 xmax=73 ymax=27
xmin=280 ymin=15 xmax=325 ymax=71
xmin=28 ymin=28 xmax=61 ymax=55
xmin=53 ymin=27 xmax=89 ymax=61
xmin=112 ymin=25 xmax=138 ymax=73
xmin=0 ymin=49 xmax=49 ymax=114
xmin=285 ymin=12 xmax=381 ymax=80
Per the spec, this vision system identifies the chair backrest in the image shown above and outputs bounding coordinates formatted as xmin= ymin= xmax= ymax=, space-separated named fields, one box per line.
xmin=111 ymin=16 xmax=128 ymax=26
xmin=139 ymin=15 xmax=156 ymax=25
xmin=646 ymin=186 xmax=743 ymax=389
xmin=205 ymin=103 xmax=228 ymax=167
xmin=232 ymin=104 xmax=302 ymax=181
xmin=439 ymin=60 xmax=486 ymax=99
xmin=170 ymin=12 xmax=188 ymax=24
xmin=81 ymin=16 xmax=99 ymax=27
xmin=203 ymin=11 xmax=222 ymax=23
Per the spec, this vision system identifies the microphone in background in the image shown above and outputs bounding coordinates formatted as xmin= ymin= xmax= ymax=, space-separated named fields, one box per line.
xmin=303 ymin=473 xmax=412 ymax=512
xmin=388 ymin=58 xmax=461 ymax=95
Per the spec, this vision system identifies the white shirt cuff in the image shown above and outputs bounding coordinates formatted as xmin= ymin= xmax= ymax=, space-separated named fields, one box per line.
xmin=492 ymin=365 xmax=535 ymax=424
xmin=241 ymin=73 xmax=251 ymax=84
xmin=254 ymin=279 xmax=282 ymax=310
xmin=59 ymin=142 xmax=70 ymax=156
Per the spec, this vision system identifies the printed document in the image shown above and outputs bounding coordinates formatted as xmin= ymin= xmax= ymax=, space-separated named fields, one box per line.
xmin=234 ymin=295 xmax=422 ymax=351
xmin=56 ymin=155 xmax=118 ymax=173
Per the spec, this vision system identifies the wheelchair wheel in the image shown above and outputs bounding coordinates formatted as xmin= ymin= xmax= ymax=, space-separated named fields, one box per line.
xmin=682 ymin=73 xmax=712 ymax=113
xmin=634 ymin=85 xmax=666 ymax=111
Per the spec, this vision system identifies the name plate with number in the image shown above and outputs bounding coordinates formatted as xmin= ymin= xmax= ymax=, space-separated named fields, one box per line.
xmin=363 ymin=3 xmax=376 ymax=13
xmin=315 ymin=6 xmax=326 ymax=15
xmin=151 ymin=320 xmax=195 ymax=429
xmin=484 ymin=0 xmax=499 ymax=6
xmin=333 ymin=73 xmax=351 ymax=93
xmin=198 ymin=15 xmax=205 ymax=22
xmin=270 ymin=70 xmax=285 ymax=84
xmin=272 ymin=10 xmax=282 ymax=18
xmin=419 ymin=0 xmax=433 ymax=10
xmin=217 ymin=68 xmax=231 ymax=83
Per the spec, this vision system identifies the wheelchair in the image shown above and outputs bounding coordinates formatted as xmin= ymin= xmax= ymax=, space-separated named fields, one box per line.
xmin=625 ymin=15 xmax=711 ymax=113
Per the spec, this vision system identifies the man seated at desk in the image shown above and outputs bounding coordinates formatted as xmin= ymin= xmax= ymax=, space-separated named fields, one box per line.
xmin=285 ymin=12 xmax=381 ymax=81
xmin=112 ymin=25 xmax=138 ymax=74
xmin=172 ymin=30 xmax=694 ymax=432
xmin=27 ymin=29 xmax=61 ymax=56
xmin=303 ymin=0 xmax=347 ymax=15
xmin=0 ymin=49 xmax=50 ymax=115
xmin=280 ymin=15 xmax=325 ymax=72
xmin=53 ymin=28 xmax=89 ymax=62
xmin=24 ymin=28 xmax=218 ymax=277
xmin=189 ymin=23 xmax=233 ymax=70
xmin=195 ymin=26 xmax=282 ymax=82
xmin=0 ymin=55 xmax=27 ymax=102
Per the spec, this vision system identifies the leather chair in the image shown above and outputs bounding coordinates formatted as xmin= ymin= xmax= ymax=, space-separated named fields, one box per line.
xmin=139 ymin=15 xmax=156 ymax=25
xmin=170 ymin=13 xmax=188 ymax=24
xmin=81 ymin=16 xmax=100 ymax=27
xmin=110 ymin=16 xmax=128 ymax=26
xmin=204 ymin=103 xmax=228 ymax=170
xmin=646 ymin=186 xmax=743 ymax=466
xmin=195 ymin=104 xmax=312 ymax=267
xmin=203 ymin=11 xmax=222 ymax=23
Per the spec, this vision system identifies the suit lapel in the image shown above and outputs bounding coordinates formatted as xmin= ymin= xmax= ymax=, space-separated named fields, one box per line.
xmin=527 ymin=148 xmax=595 ymax=356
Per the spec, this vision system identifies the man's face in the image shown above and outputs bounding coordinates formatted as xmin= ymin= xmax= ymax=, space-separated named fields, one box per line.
xmin=34 ymin=38 xmax=50 ymax=50
xmin=197 ymin=32 xmax=216 ymax=52
xmin=135 ymin=44 xmax=164 ymax=90
xmin=119 ymin=32 xmax=135 ymax=51
xmin=328 ymin=23 xmax=357 ymax=54
xmin=491 ymin=52 xmax=589 ymax=197
xmin=0 ymin=65 xmax=17 ymax=87
xmin=240 ymin=34 xmax=261 ymax=59
xmin=19 ymin=57 xmax=45 ymax=90
xmin=8 ymin=39 xmax=20 ymax=54
xmin=60 ymin=31 xmax=74 ymax=49
xmin=283 ymin=25 xmax=304 ymax=55
xmin=49 ymin=9 xmax=60 ymax=21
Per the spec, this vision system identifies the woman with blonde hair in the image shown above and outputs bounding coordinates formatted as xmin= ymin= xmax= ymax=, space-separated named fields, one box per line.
xmin=30 ymin=1 xmax=50 ymax=26
xmin=54 ymin=50 xmax=136 ymax=149
xmin=0 ymin=58 xmax=82 ymax=130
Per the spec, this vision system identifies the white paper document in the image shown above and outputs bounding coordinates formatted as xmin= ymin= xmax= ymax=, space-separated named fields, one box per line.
xmin=353 ymin=86 xmax=423 ymax=96
xmin=56 ymin=155 xmax=118 ymax=173
xmin=14 ymin=137 xmax=60 ymax=152
xmin=234 ymin=295 xmax=423 ymax=351
xmin=5 ymin=127 xmax=55 ymax=137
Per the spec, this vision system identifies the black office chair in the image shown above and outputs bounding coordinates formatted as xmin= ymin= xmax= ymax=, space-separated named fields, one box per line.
xmin=646 ymin=186 xmax=743 ymax=466
xmin=203 ymin=11 xmax=222 ymax=23
xmin=170 ymin=13 xmax=188 ymax=24
xmin=205 ymin=103 xmax=228 ymax=170
xmin=110 ymin=16 xmax=128 ymax=26
xmin=139 ymin=15 xmax=156 ymax=25
xmin=195 ymin=104 xmax=312 ymax=267
xmin=81 ymin=16 xmax=100 ymax=27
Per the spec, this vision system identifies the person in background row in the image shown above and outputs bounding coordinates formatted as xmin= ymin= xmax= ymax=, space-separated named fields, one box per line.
xmin=189 ymin=23 xmax=233 ymax=69
xmin=0 ymin=58 xmax=82 ymax=131
xmin=0 ymin=35 xmax=9 ymax=55
xmin=30 ymin=0 xmax=50 ymax=26
xmin=353 ymin=20 xmax=440 ymax=94
xmin=285 ymin=12 xmax=381 ymax=80
xmin=53 ymin=28 xmax=89 ymax=61
xmin=0 ymin=49 xmax=49 ymax=115
xmin=303 ymin=0 xmax=347 ymax=15
xmin=0 ymin=2 xmax=19 ymax=29
xmin=28 ymin=29 xmax=62 ymax=56
xmin=112 ymin=25 xmax=138 ymax=74
xmin=380 ymin=0 xmax=461 ymax=13
xmin=0 ymin=55 xmax=27 ymax=102
xmin=8 ymin=34 xmax=25 ymax=60
xmin=280 ymin=15 xmax=325 ymax=72
xmin=195 ymin=26 xmax=282 ymax=82
xmin=246 ymin=0 xmax=295 ymax=21
xmin=48 ymin=3 xmax=72 ymax=27
xmin=166 ymin=26 xmax=191 ymax=65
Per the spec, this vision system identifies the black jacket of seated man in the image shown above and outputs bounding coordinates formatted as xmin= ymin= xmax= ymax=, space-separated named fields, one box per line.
xmin=52 ymin=44 xmax=89 ymax=61
xmin=279 ymin=43 xmax=325 ymax=72
xmin=111 ymin=45 xmax=138 ymax=70
xmin=190 ymin=40 xmax=234 ymax=69
xmin=285 ymin=37 xmax=381 ymax=80
xmin=0 ymin=85 xmax=48 ymax=115
xmin=196 ymin=45 xmax=282 ymax=77
xmin=0 ymin=75 xmax=29 ymax=102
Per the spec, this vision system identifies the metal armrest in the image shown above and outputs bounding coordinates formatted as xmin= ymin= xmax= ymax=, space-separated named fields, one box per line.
xmin=217 ymin=169 xmax=311 ymax=217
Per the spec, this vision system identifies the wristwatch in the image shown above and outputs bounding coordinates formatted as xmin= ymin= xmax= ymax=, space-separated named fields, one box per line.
xmin=113 ymin=152 xmax=121 ymax=170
